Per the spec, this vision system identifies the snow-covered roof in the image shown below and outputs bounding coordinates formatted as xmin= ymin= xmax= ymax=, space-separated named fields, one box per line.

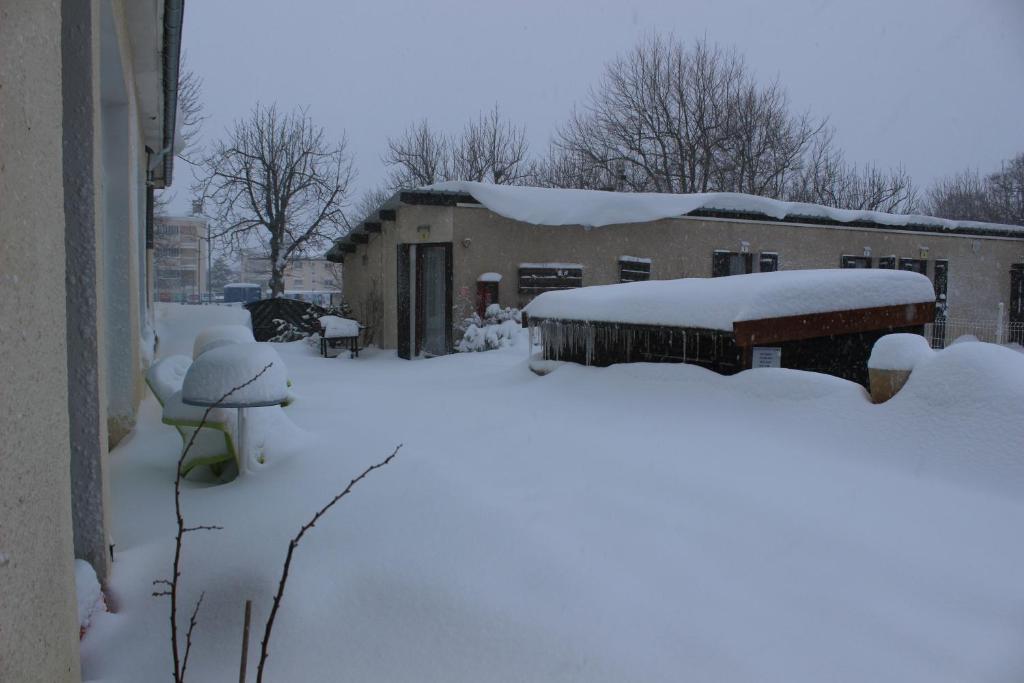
xmin=524 ymin=269 xmax=936 ymax=331
xmin=423 ymin=181 xmax=1023 ymax=235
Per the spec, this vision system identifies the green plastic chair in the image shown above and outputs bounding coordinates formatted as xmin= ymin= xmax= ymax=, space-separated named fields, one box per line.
xmin=145 ymin=356 xmax=237 ymax=475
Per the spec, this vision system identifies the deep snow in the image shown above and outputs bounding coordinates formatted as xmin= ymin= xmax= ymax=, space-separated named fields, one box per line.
xmin=80 ymin=303 xmax=1024 ymax=682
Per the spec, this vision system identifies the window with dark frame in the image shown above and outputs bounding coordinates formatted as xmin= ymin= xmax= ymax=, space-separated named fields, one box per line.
xmin=759 ymin=252 xmax=778 ymax=272
xmin=518 ymin=263 xmax=583 ymax=300
xmin=877 ymin=256 xmax=896 ymax=269
xmin=712 ymin=250 xmax=753 ymax=277
xmin=899 ymin=257 xmax=928 ymax=275
xmin=476 ymin=275 xmax=500 ymax=317
xmin=840 ymin=255 xmax=872 ymax=268
xmin=619 ymin=256 xmax=652 ymax=282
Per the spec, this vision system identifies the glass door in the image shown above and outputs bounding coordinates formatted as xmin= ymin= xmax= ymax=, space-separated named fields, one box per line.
xmin=418 ymin=244 xmax=449 ymax=356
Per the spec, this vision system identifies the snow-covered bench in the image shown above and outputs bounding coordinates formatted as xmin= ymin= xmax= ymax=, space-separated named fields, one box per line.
xmin=145 ymin=355 xmax=237 ymax=475
xmin=318 ymin=315 xmax=363 ymax=358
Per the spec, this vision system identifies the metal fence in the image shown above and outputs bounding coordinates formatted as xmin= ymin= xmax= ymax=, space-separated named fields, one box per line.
xmin=924 ymin=317 xmax=1024 ymax=349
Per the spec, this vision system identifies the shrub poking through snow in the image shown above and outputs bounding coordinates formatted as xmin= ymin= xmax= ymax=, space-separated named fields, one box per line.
xmin=457 ymin=305 xmax=522 ymax=352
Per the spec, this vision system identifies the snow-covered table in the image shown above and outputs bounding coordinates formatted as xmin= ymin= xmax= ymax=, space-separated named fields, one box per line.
xmin=318 ymin=315 xmax=363 ymax=358
xmin=181 ymin=344 xmax=289 ymax=476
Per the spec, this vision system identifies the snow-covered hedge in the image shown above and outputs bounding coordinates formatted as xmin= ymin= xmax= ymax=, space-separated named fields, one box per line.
xmin=457 ymin=304 xmax=522 ymax=352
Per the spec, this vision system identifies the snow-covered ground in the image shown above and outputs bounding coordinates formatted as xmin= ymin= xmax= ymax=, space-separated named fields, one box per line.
xmin=81 ymin=303 xmax=1024 ymax=682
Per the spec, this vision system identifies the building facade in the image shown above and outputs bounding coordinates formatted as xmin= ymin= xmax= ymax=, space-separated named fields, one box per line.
xmin=240 ymin=250 xmax=342 ymax=297
xmin=330 ymin=184 xmax=1024 ymax=359
xmin=154 ymin=214 xmax=208 ymax=303
xmin=0 ymin=1 xmax=183 ymax=680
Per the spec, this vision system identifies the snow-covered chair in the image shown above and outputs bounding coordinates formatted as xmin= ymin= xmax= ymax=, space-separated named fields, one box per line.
xmin=145 ymin=355 xmax=237 ymax=475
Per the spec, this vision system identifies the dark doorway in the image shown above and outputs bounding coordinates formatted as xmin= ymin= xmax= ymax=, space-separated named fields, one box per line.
xmin=397 ymin=243 xmax=453 ymax=359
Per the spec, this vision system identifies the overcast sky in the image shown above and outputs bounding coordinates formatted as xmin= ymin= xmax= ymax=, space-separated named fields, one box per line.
xmin=171 ymin=0 xmax=1024 ymax=214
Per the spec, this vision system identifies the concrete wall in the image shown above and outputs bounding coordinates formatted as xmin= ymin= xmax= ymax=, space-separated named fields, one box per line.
xmin=343 ymin=203 xmax=1024 ymax=351
xmin=0 ymin=0 xmax=83 ymax=680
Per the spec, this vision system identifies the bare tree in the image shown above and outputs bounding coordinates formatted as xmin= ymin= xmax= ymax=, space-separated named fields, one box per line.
xmin=925 ymin=153 xmax=1024 ymax=225
xmin=452 ymin=105 xmax=530 ymax=184
xmin=196 ymin=104 xmax=354 ymax=297
xmin=788 ymin=129 xmax=919 ymax=213
xmin=549 ymin=35 xmax=823 ymax=196
xmin=383 ymin=106 xmax=530 ymax=190
xmin=382 ymin=119 xmax=452 ymax=190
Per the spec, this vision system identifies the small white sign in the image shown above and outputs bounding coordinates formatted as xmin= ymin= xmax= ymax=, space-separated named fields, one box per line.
xmin=752 ymin=346 xmax=782 ymax=368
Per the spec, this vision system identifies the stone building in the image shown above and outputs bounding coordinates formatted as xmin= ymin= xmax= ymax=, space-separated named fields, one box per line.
xmin=329 ymin=182 xmax=1024 ymax=359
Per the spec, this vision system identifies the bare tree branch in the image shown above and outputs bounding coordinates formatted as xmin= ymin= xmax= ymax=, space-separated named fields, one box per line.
xmin=255 ymin=445 xmax=403 ymax=683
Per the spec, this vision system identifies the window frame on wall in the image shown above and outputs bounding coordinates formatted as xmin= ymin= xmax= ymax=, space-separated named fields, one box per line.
xmin=618 ymin=256 xmax=652 ymax=283
xmin=877 ymin=256 xmax=897 ymax=269
xmin=518 ymin=263 xmax=584 ymax=302
xmin=840 ymin=255 xmax=873 ymax=269
xmin=899 ymin=257 xmax=928 ymax=275
xmin=759 ymin=252 xmax=779 ymax=272
xmin=712 ymin=250 xmax=753 ymax=277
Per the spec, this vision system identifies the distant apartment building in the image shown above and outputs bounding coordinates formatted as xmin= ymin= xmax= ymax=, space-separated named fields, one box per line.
xmin=240 ymin=250 xmax=342 ymax=296
xmin=154 ymin=215 xmax=209 ymax=302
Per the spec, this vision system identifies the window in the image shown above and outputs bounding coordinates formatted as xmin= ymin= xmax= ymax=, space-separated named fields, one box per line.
xmin=712 ymin=250 xmax=753 ymax=277
xmin=155 ymin=247 xmax=179 ymax=259
xmin=899 ymin=257 xmax=927 ymax=275
xmin=877 ymin=256 xmax=896 ymax=269
xmin=841 ymin=255 xmax=872 ymax=268
xmin=155 ymin=224 xmax=179 ymax=237
xmin=759 ymin=252 xmax=779 ymax=272
xmin=619 ymin=256 xmax=651 ymax=282
xmin=518 ymin=263 xmax=583 ymax=300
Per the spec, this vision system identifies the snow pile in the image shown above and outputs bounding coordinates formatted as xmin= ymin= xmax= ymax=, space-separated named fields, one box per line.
xmin=192 ymin=324 xmax=256 ymax=359
xmin=319 ymin=315 xmax=360 ymax=338
xmin=457 ymin=304 xmax=522 ymax=352
xmin=868 ymin=333 xmax=935 ymax=370
xmin=75 ymin=559 xmax=104 ymax=636
xmin=526 ymin=269 xmax=935 ymax=330
xmin=477 ymin=272 xmax=502 ymax=283
xmin=426 ymin=180 xmax=1022 ymax=232
xmin=182 ymin=343 xmax=289 ymax=406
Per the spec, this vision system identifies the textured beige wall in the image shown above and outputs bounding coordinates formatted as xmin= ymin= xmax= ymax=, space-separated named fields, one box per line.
xmin=343 ymin=204 xmax=1024 ymax=350
xmin=0 ymin=0 xmax=83 ymax=680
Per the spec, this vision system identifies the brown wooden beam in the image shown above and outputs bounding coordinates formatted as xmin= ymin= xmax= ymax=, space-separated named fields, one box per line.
xmin=732 ymin=301 xmax=936 ymax=347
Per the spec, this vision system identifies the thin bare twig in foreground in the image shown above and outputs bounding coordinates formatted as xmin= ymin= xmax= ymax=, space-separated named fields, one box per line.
xmin=255 ymin=445 xmax=403 ymax=683
xmin=153 ymin=362 xmax=273 ymax=683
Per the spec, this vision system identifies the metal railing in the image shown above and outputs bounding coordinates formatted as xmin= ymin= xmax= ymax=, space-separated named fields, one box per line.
xmin=924 ymin=316 xmax=1024 ymax=349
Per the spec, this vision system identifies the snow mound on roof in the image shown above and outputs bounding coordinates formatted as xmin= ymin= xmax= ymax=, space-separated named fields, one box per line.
xmin=525 ymin=269 xmax=935 ymax=331
xmin=425 ymin=180 xmax=1023 ymax=232
xmin=868 ymin=333 xmax=934 ymax=370
xmin=193 ymin=324 xmax=256 ymax=359
xmin=182 ymin=343 xmax=289 ymax=406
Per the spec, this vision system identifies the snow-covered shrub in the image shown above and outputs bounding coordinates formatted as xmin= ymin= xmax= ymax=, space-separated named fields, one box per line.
xmin=456 ymin=305 xmax=522 ymax=352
